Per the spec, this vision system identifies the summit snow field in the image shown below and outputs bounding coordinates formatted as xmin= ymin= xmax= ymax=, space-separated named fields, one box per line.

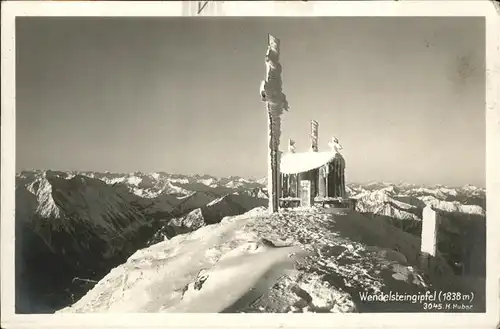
xmin=14 ymin=170 xmax=486 ymax=313
xmin=57 ymin=207 xmax=483 ymax=313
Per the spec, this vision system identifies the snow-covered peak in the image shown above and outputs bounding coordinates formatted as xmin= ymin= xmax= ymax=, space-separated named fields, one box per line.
xmin=27 ymin=176 xmax=61 ymax=218
xmin=199 ymin=177 xmax=218 ymax=187
xmin=19 ymin=173 xmax=149 ymax=240
xmin=417 ymin=195 xmax=485 ymax=216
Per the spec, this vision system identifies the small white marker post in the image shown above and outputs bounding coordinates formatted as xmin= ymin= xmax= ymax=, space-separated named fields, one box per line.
xmin=420 ymin=205 xmax=440 ymax=268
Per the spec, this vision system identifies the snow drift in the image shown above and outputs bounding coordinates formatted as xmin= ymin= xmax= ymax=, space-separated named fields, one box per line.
xmin=280 ymin=151 xmax=339 ymax=175
xmin=58 ymin=207 xmax=484 ymax=313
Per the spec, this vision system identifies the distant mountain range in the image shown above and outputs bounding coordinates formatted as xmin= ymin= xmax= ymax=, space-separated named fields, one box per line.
xmin=14 ymin=170 xmax=486 ymax=313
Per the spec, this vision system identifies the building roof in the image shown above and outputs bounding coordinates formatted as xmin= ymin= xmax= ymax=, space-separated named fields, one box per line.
xmin=280 ymin=151 xmax=344 ymax=174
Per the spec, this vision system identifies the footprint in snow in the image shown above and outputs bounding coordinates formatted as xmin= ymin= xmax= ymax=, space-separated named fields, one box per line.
xmin=260 ymin=237 xmax=293 ymax=248
xmin=194 ymin=273 xmax=209 ymax=290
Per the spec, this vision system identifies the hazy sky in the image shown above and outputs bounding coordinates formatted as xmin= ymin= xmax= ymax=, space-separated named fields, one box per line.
xmin=16 ymin=17 xmax=485 ymax=186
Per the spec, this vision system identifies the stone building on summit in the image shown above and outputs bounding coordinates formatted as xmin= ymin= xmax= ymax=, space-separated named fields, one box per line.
xmin=281 ymin=150 xmax=347 ymax=199
xmin=279 ymin=121 xmax=354 ymax=209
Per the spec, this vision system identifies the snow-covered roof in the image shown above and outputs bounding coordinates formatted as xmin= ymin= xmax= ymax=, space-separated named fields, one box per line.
xmin=280 ymin=151 xmax=342 ymax=174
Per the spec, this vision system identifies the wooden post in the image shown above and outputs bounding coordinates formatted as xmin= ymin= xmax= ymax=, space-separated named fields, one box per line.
xmin=334 ymin=161 xmax=339 ymax=197
xmin=310 ymin=120 xmax=319 ymax=199
xmin=325 ymin=163 xmax=330 ymax=198
xmin=311 ymin=120 xmax=319 ymax=152
xmin=267 ymin=109 xmax=278 ymax=213
xmin=285 ymin=176 xmax=288 ymax=198
xmin=295 ymin=173 xmax=299 ymax=197
xmin=340 ymin=161 xmax=345 ymax=198
xmin=338 ymin=162 xmax=341 ymax=197
xmin=277 ymin=151 xmax=282 ymax=199
xmin=318 ymin=166 xmax=327 ymax=198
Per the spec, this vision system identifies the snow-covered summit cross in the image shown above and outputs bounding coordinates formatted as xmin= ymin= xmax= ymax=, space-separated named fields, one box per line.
xmin=261 ymin=34 xmax=288 ymax=214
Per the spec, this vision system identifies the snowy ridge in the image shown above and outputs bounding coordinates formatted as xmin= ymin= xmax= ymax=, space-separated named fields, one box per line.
xmin=351 ymin=182 xmax=485 ymax=221
xmin=417 ymin=195 xmax=485 ymax=216
xmin=354 ymin=189 xmax=421 ymax=221
xmin=16 ymin=170 xmax=485 ymax=233
xmin=75 ymin=171 xmax=264 ymax=198
xmin=19 ymin=171 xmax=148 ymax=243
xmin=410 ymin=187 xmax=458 ymax=199
xmin=58 ymin=207 xmax=483 ymax=313
xmin=199 ymin=178 xmax=218 ymax=188
xmin=148 ymin=193 xmax=267 ymax=244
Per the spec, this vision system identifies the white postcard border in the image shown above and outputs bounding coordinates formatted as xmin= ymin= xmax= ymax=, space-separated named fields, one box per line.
xmin=1 ymin=1 xmax=499 ymax=329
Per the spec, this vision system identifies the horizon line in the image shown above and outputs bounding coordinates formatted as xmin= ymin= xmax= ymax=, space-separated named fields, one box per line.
xmin=15 ymin=168 xmax=486 ymax=189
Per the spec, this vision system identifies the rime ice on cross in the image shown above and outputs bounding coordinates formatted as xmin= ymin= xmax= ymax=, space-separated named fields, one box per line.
xmin=261 ymin=34 xmax=288 ymax=214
